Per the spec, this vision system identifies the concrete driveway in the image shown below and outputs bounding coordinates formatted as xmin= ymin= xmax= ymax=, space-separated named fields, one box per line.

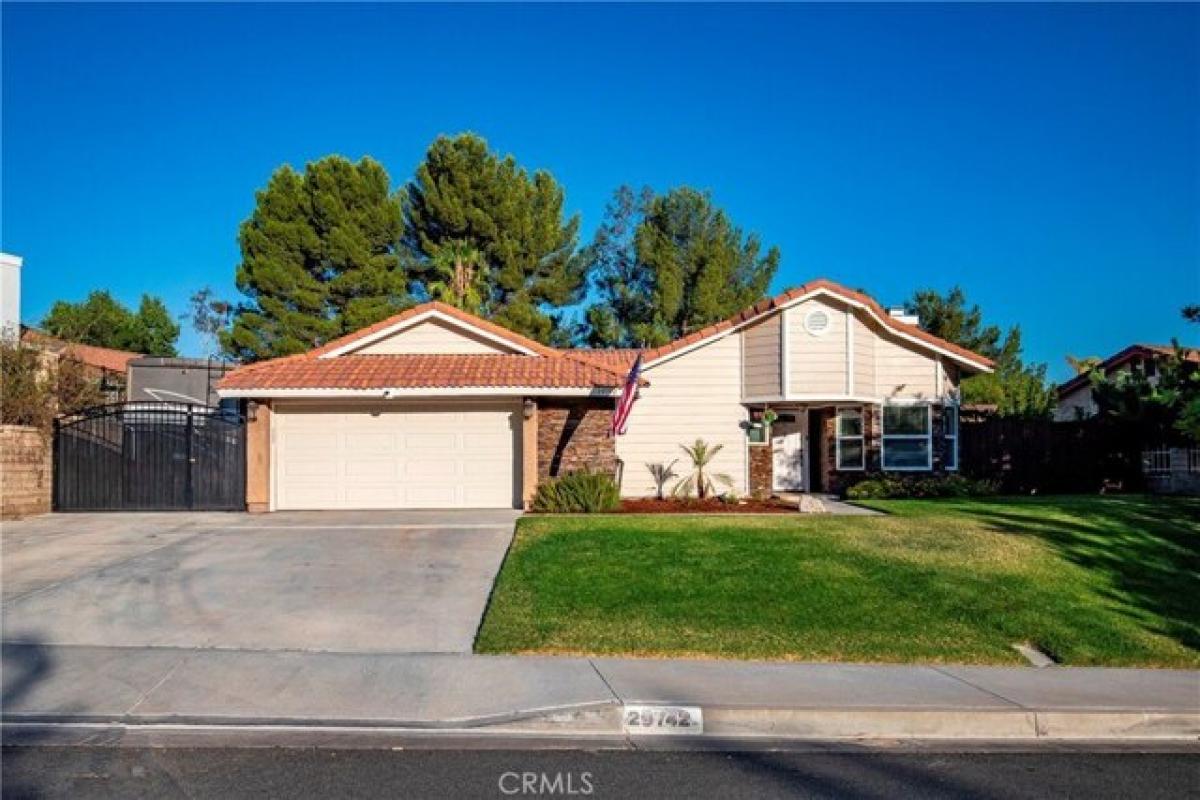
xmin=1 ymin=510 xmax=519 ymax=654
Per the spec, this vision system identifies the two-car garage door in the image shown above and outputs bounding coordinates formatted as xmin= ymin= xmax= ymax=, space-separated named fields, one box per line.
xmin=273 ymin=402 xmax=518 ymax=510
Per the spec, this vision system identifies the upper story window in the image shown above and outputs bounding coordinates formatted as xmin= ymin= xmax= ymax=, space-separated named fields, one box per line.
xmin=882 ymin=404 xmax=932 ymax=470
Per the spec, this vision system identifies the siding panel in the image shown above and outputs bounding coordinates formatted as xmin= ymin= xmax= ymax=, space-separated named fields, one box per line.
xmin=353 ymin=319 xmax=514 ymax=355
xmin=875 ymin=332 xmax=940 ymax=399
xmin=787 ymin=297 xmax=849 ymax=396
xmin=742 ymin=314 xmax=781 ymax=397
xmin=617 ymin=335 xmax=747 ymax=497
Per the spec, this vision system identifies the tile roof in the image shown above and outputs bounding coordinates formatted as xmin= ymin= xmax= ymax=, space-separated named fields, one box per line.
xmin=220 ymin=279 xmax=996 ymax=394
xmin=20 ymin=327 xmax=143 ymax=373
xmin=1056 ymin=343 xmax=1200 ymax=397
xmin=220 ymin=353 xmax=627 ymax=391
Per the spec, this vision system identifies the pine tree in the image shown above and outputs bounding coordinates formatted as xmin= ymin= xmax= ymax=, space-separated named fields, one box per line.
xmin=906 ymin=287 xmax=1055 ymax=417
xmin=226 ymin=156 xmax=405 ymax=361
xmin=579 ymin=186 xmax=780 ymax=347
xmin=402 ymin=133 xmax=584 ymax=344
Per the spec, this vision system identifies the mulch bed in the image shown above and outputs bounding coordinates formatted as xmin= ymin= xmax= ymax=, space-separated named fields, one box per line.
xmin=618 ymin=497 xmax=797 ymax=514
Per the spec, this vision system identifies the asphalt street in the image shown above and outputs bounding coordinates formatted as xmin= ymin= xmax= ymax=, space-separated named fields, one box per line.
xmin=3 ymin=745 xmax=1197 ymax=799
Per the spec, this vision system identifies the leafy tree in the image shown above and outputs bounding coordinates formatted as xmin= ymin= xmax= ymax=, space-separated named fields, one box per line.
xmin=1065 ymin=354 xmax=1102 ymax=375
xmin=1089 ymin=345 xmax=1198 ymax=443
xmin=1183 ymin=305 xmax=1200 ymax=324
xmin=186 ymin=287 xmax=234 ymax=359
xmin=580 ymin=186 xmax=780 ymax=347
xmin=403 ymin=133 xmax=584 ymax=344
xmin=227 ymin=155 xmax=406 ymax=362
xmin=42 ymin=290 xmax=179 ymax=356
xmin=905 ymin=286 xmax=1054 ymax=417
xmin=427 ymin=239 xmax=488 ymax=313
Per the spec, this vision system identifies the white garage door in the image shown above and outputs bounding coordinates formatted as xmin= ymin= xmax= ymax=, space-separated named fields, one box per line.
xmin=273 ymin=402 xmax=518 ymax=510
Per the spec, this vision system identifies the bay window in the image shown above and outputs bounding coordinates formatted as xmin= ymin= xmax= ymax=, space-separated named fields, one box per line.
xmin=882 ymin=404 xmax=932 ymax=470
xmin=835 ymin=407 xmax=864 ymax=470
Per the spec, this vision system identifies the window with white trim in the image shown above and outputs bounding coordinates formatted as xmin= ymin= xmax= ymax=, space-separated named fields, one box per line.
xmin=882 ymin=404 xmax=932 ymax=470
xmin=836 ymin=407 xmax=864 ymax=470
xmin=943 ymin=404 xmax=959 ymax=471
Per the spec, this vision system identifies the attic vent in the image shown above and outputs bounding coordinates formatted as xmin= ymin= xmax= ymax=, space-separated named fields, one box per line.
xmin=804 ymin=309 xmax=831 ymax=336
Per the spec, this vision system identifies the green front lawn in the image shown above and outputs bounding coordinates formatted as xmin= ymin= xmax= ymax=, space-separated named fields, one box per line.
xmin=475 ymin=496 xmax=1200 ymax=666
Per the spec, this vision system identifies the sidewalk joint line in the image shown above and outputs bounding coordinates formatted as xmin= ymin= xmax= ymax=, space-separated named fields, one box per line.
xmin=586 ymin=659 xmax=622 ymax=705
xmin=124 ymin=654 xmax=189 ymax=716
xmin=930 ymin=666 xmax=1027 ymax=710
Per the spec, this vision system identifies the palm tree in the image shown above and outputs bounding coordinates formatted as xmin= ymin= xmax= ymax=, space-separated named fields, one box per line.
xmin=673 ymin=439 xmax=733 ymax=500
xmin=646 ymin=460 xmax=679 ymax=500
xmin=429 ymin=239 xmax=487 ymax=313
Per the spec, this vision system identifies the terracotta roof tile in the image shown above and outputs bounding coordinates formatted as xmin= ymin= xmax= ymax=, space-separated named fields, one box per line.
xmin=221 ymin=354 xmax=625 ymax=391
xmin=20 ymin=328 xmax=142 ymax=372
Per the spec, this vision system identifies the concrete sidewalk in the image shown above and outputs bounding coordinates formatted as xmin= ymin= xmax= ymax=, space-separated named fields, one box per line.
xmin=3 ymin=643 xmax=1197 ymax=741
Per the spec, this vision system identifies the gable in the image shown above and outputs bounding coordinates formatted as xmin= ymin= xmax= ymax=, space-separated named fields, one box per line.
xmin=343 ymin=317 xmax=523 ymax=356
xmin=736 ymin=294 xmax=953 ymax=401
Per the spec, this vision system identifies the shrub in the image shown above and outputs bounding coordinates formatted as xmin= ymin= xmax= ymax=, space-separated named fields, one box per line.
xmin=846 ymin=474 xmax=999 ymax=500
xmin=532 ymin=469 xmax=621 ymax=513
xmin=0 ymin=339 xmax=104 ymax=432
xmin=673 ymin=439 xmax=733 ymax=499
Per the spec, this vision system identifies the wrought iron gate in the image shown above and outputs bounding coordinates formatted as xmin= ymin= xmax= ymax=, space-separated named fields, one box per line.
xmin=54 ymin=403 xmax=246 ymax=511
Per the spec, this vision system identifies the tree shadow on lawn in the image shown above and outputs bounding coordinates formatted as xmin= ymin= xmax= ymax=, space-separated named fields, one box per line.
xmin=963 ymin=497 xmax=1200 ymax=656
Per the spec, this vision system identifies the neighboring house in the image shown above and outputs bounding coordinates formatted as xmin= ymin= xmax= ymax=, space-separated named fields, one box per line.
xmin=20 ymin=327 xmax=142 ymax=401
xmin=127 ymin=357 xmax=237 ymax=408
xmin=1054 ymin=344 xmax=1200 ymax=422
xmin=217 ymin=278 xmax=993 ymax=512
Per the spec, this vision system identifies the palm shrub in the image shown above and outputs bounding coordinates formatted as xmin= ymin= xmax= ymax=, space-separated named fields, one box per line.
xmin=673 ymin=439 xmax=733 ymax=499
xmin=645 ymin=460 xmax=679 ymax=500
xmin=532 ymin=469 xmax=620 ymax=513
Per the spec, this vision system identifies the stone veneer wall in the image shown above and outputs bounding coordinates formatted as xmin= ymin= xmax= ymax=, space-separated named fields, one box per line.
xmin=537 ymin=399 xmax=617 ymax=480
xmin=748 ymin=443 xmax=772 ymax=498
xmin=1 ymin=425 xmax=52 ymax=518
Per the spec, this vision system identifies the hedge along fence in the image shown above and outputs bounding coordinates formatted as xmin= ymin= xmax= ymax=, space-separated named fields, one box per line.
xmin=958 ymin=411 xmax=1146 ymax=494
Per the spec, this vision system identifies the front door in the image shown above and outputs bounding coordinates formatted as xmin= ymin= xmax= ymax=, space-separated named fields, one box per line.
xmin=772 ymin=432 xmax=805 ymax=492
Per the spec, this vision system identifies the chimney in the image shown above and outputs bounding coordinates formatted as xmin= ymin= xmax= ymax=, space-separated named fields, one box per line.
xmin=0 ymin=252 xmax=22 ymax=341
xmin=888 ymin=306 xmax=920 ymax=326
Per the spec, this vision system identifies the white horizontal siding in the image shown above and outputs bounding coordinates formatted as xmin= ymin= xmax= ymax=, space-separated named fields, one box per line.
xmin=616 ymin=334 xmax=747 ymax=497
xmin=353 ymin=319 xmax=512 ymax=355
xmin=853 ymin=315 xmax=875 ymax=396
xmin=876 ymin=333 xmax=940 ymax=399
xmin=788 ymin=297 xmax=848 ymax=396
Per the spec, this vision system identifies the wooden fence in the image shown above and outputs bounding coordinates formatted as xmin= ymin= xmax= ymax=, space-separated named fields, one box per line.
xmin=958 ymin=411 xmax=1145 ymax=494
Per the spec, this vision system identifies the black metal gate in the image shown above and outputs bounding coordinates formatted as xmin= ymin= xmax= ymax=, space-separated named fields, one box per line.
xmin=54 ymin=403 xmax=246 ymax=511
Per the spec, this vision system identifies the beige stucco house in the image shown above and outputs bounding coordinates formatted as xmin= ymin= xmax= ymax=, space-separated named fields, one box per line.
xmin=218 ymin=278 xmax=993 ymax=511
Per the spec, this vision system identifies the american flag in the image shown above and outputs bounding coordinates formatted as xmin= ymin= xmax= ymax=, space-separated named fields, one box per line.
xmin=610 ymin=353 xmax=643 ymax=436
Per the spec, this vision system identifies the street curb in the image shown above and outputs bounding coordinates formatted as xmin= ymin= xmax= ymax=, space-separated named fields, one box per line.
xmin=701 ymin=708 xmax=1200 ymax=740
xmin=4 ymin=706 xmax=1197 ymax=742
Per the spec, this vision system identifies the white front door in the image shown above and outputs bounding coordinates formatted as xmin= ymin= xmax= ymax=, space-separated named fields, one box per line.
xmin=772 ymin=432 xmax=805 ymax=492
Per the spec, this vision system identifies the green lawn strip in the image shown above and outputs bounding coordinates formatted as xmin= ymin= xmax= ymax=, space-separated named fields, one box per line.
xmin=475 ymin=496 xmax=1199 ymax=666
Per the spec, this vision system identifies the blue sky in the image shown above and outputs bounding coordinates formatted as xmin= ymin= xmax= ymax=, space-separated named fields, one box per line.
xmin=3 ymin=3 xmax=1197 ymax=378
